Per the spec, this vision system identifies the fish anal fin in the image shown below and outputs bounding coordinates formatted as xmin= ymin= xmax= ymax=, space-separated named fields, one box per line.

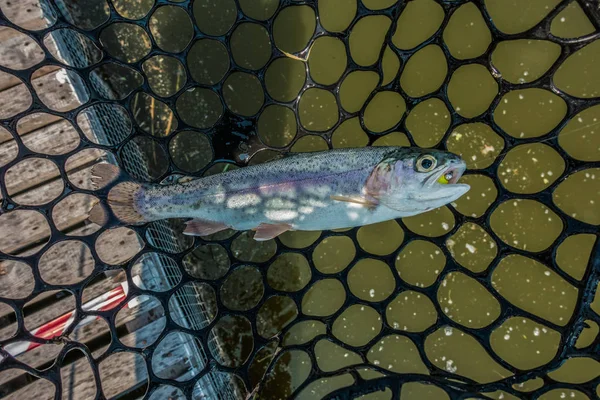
xmin=253 ymin=223 xmax=293 ymax=241
xmin=330 ymin=195 xmax=378 ymax=210
xmin=183 ymin=219 xmax=228 ymax=236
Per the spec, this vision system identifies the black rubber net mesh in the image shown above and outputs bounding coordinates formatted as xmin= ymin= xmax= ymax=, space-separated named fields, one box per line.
xmin=0 ymin=0 xmax=599 ymax=399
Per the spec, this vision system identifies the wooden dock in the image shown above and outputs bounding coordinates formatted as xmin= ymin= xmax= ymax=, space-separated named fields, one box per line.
xmin=0 ymin=6 xmax=180 ymax=399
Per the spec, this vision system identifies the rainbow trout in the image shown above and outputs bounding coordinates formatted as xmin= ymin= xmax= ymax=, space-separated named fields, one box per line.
xmin=88 ymin=147 xmax=470 ymax=241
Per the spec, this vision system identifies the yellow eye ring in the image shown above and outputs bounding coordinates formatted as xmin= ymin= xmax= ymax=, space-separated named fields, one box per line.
xmin=416 ymin=155 xmax=437 ymax=172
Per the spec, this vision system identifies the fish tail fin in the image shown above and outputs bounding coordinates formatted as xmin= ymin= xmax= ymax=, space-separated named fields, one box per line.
xmin=87 ymin=163 xmax=149 ymax=225
xmin=91 ymin=163 xmax=120 ymax=190
xmin=107 ymin=181 xmax=147 ymax=224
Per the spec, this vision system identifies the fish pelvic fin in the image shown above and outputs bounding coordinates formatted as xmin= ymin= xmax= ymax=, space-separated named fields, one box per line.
xmin=106 ymin=181 xmax=147 ymax=224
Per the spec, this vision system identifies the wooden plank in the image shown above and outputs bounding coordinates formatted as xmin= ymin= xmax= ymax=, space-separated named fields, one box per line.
xmin=3 ymin=157 xmax=61 ymax=196
xmin=0 ymin=317 xmax=108 ymax=386
xmin=0 ymin=300 xmax=15 ymax=318
xmin=0 ymin=66 xmax=61 ymax=95
xmin=83 ymin=293 xmax=161 ymax=346
xmin=3 ymin=344 xmax=64 ymax=385
xmin=0 ymin=26 xmax=44 ymax=74
xmin=4 ymin=147 xmax=103 ymax=197
xmin=4 ymin=120 xmax=87 ymax=203
xmin=0 ymin=301 xmax=16 ymax=339
xmin=0 ymin=296 xmax=163 ymax=387
xmin=0 ymin=153 xmax=104 ymax=255
xmin=0 ymin=223 xmax=114 ymax=322
xmin=0 ymin=0 xmax=60 ymax=89
xmin=120 ymin=315 xmax=168 ymax=351
xmin=0 ymin=112 xmax=73 ymax=165
xmin=2 ymin=352 xmax=137 ymax=400
xmin=0 ymin=0 xmax=54 ymax=31
xmin=72 ymin=224 xmax=102 ymax=237
xmin=52 ymin=192 xmax=100 ymax=233
xmin=0 ymin=225 xmax=144 ymax=314
xmin=95 ymin=227 xmax=144 ymax=266
xmin=67 ymin=162 xmax=101 ymax=191
xmin=10 ymin=178 xmax=64 ymax=206
xmin=0 ymin=66 xmax=25 ymax=92
xmin=0 ymin=126 xmax=12 ymax=142
xmin=0 ymin=249 xmax=164 ymax=387
xmin=59 ymin=355 xmax=98 ymax=400
xmin=33 ymin=67 xmax=86 ymax=113
xmin=0 ymin=249 xmax=189 ymax=394
xmin=99 ymin=351 xmax=149 ymax=399
xmin=19 ymin=119 xmax=80 ymax=155
xmin=0 ymin=112 xmax=65 ymax=151
xmin=0 ymin=374 xmax=57 ymax=400
xmin=0 ymin=71 xmax=33 ymax=119
xmin=0 ymin=259 xmax=36 ymax=302
xmin=0 ymin=132 xmax=18 ymax=167
xmin=0 ymin=67 xmax=84 ymax=120
xmin=37 ymin=240 xmax=96 ymax=286
xmin=0 ymin=0 xmax=160 ymax=396
xmin=0 ymin=277 xmax=119 ymax=385
xmin=0 ymin=210 xmax=52 ymax=257
xmin=0 ymin=227 xmax=146 ymax=337
xmin=2 ymin=318 xmax=167 ymax=400
xmin=0 ymin=273 xmax=118 ymax=342
xmin=13 ymin=111 xmax=64 ymax=139
xmin=0 ymin=289 xmax=74 ymax=341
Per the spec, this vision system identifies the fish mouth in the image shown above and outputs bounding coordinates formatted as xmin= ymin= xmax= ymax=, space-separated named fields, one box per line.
xmin=439 ymin=163 xmax=466 ymax=185
xmin=419 ymin=161 xmax=470 ymax=203
xmin=426 ymin=161 xmax=467 ymax=187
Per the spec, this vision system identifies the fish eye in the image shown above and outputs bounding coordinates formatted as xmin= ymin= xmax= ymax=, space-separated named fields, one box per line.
xmin=416 ymin=155 xmax=437 ymax=172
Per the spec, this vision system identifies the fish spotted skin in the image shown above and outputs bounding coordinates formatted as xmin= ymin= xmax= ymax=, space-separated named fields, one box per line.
xmin=91 ymin=147 xmax=470 ymax=239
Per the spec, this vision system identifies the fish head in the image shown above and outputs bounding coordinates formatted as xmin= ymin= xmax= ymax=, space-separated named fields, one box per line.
xmin=370 ymin=148 xmax=470 ymax=213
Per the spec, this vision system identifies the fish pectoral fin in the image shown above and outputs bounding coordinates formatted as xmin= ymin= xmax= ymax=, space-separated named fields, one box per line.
xmin=330 ymin=195 xmax=378 ymax=209
xmin=183 ymin=219 xmax=228 ymax=236
xmin=253 ymin=223 xmax=293 ymax=241
xmin=364 ymin=157 xmax=396 ymax=203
